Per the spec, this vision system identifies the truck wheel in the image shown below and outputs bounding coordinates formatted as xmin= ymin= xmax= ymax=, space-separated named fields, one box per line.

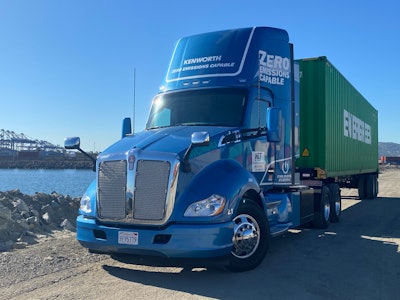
xmin=312 ymin=186 xmax=331 ymax=229
xmin=227 ymin=199 xmax=269 ymax=272
xmin=328 ymin=183 xmax=341 ymax=223
xmin=365 ymin=174 xmax=378 ymax=199
xmin=373 ymin=175 xmax=379 ymax=198
xmin=358 ymin=175 xmax=366 ymax=199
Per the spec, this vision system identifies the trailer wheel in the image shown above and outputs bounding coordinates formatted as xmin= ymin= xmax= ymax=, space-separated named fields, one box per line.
xmin=358 ymin=175 xmax=366 ymax=199
xmin=328 ymin=183 xmax=341 ymax=223
xmin=365 ymin=174 xmax=378 ymax=199
xmin=373 ymin=175 xmax=379 ymax=198
xmin=227 ymin=199 xmax=269 ymax=272
xmin=312 ymin=186 xmax=331 ymax=229
xmin=359 ymin=174 xmax=378 ymax=199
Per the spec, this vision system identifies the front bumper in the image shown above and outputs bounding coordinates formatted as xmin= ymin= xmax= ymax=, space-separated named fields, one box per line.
xmin=76 ymin=215 xmax=234 ymax=258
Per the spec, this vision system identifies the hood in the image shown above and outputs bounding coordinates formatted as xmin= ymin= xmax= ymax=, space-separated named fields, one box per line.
xmin=99 ymin=126 xmax=235 ymax=160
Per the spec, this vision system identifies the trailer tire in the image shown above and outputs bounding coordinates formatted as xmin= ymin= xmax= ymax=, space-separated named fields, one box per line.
xmin=227 ymin=199 xmax=269 ymax=272
xmin=373 ymin=174 xmax=379 ymax=198
xmin=359 ymin=174 xmax=378 ymax=199
xmin=365 ymin=174 xmax=378 ymax=199
xmin=328 ymin=183 xmax=341 ymax=223
xmin=312 ymin=186 xmax=331 ymax=229
xmin=358 ymin=175 xmax=366 ymax=199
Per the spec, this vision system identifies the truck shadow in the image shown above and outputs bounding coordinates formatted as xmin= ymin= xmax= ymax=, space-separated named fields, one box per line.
xmin=102 ymin=196 xmax=400 ymax=299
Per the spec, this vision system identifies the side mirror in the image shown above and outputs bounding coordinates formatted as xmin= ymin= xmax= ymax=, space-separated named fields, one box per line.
xmin=64 ymin=136 xmax=96 ymax=172
xmin=266 ymin=108 xmax=281 ymax=142
xmin=122 ymin=117 xmax=132 ymax=138
xmin=64 ymin=137 xmax=81 ymax=149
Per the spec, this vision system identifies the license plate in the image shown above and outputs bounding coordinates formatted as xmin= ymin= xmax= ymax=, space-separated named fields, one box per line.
xmin=118 ymin=231 xmax=138 ymax=245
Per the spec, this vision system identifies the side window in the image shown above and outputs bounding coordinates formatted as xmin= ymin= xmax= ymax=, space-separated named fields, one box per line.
xmin=250 ymin=89 xmax=272 ymax=128
xmin=246 ymin=89 xmax=274 ymax=176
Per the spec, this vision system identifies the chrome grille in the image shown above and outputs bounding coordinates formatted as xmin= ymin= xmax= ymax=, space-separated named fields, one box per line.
xmin=133 ymin=160 xmax=170 ymax=220
xmin=98 ymin=160 xmax=127 ymax=219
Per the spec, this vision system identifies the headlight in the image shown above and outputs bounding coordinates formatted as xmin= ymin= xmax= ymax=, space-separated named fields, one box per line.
xmin=184 ymin=194 xmax=226 ymax=217
xmin=80 ymin=193 xmax=92 ymax=214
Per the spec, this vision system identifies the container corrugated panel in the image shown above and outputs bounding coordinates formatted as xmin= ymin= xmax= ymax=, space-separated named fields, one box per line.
xmin=296 ymin=57 xmax=378 ymax=178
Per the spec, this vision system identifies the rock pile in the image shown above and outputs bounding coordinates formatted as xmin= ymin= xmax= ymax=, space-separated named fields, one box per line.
xmin=0 ymin=190 xmax=80 ymax=251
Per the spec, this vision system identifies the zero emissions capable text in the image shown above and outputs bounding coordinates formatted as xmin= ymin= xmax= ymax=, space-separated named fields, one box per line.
xmin=258 ymin=50 xmax=290 ymax=85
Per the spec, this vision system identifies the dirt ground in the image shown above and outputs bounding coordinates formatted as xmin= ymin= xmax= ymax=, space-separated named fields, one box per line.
xmin=0 ymin=170 xmax=399 ymax=300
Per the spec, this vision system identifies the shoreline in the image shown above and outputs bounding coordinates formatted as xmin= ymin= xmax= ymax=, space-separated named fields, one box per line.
xmin=0 ymin=158 xmax=93 ymax=170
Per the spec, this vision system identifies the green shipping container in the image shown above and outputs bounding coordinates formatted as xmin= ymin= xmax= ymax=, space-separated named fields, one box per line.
xmin=296 ymin=56 xmax=378 ymax=178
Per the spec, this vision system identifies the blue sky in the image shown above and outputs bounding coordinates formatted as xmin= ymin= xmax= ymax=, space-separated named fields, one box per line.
xmin=1 ymin=0 xmax=399 ymax=151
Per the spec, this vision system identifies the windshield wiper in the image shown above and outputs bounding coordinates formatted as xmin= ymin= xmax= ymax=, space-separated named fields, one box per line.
xmin=146 ymin=125 xmax=170 ymax=130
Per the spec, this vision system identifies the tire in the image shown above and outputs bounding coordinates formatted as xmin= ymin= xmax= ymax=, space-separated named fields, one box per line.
xmin=365 ymin=174 xmax=378 ymax=199
xmin=359 ymin=174 xmax=378 ymax=199
xmin=373 ymin=174 xmax=379 ymax=198
xmin=358 ymin=175 xmax=366 ymax=199
xmin=312 ymin=185 xmax=331 ymax=229
xmin=227 ymin=199 xmax=269 ymax=272
xmin=328 ymin=183 xmax=341 ymax=223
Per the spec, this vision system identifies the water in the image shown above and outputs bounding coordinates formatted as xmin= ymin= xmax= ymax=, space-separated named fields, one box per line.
xmin=0 ymin=169 xmax=96 ymax=197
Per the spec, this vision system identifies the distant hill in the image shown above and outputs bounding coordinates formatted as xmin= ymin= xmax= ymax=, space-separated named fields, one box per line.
xmin=379 ymin=142 xmax=400 ymax=157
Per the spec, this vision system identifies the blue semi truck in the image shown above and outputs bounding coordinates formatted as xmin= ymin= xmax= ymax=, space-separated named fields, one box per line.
xmin=65 ymin=27 xmax=378 ymax=271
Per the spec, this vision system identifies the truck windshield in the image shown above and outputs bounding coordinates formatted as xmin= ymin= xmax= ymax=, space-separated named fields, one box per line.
xmin=146 ymin=88 xmax=247 ymax=129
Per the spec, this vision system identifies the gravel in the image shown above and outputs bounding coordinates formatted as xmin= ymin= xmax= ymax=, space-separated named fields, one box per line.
xmin=0 ymin=232 xmax=108 ymax=289
xmin=0 ymin=190 xmax=80 ymax=251
xmin=0 ymin=190 xmax=110 ymax=291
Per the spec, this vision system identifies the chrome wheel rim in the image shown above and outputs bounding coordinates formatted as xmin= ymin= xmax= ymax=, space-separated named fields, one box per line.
xmin=232 ymin=214 xmax=260 ymax=259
